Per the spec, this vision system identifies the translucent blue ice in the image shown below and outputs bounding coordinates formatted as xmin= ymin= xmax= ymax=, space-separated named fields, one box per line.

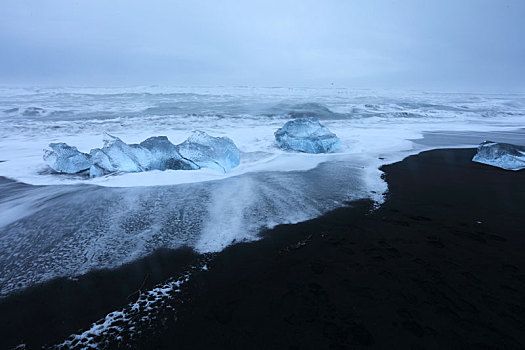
xmin=43 ymin=132 xmax=241 ymax=177
xmin=177 ymin=131 xmax=241 ymax=173
xmin=139 ymin=136 xmax=197 ymax=171
xmin=43 ymin=143 xmax=92 ymax=174
xmin=89 ymin=134 xmax=149 ymax=175
xmin=472 ymin=141 xmax=525 ymax=171
xmin=274 ymin=118 xmax=341 ymax=153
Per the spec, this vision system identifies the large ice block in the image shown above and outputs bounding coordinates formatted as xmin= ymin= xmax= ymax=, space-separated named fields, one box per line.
xmin=139 ymin=136 xmax=197 ymax=171
xmin=177 ymin=131 xmax=241 ymax=173
xmin=274 ymin=118 xmax=341 ymax=153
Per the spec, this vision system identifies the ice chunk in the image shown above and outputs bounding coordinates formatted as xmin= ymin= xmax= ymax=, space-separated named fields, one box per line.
xmin=274 ymin=118 xmax=341 ymax=153
xmin=43 ymin=143 xmax=92 ymax=174
xmin=89 ymin=134 xmax=150 ymax=176
xmin=139 ymin=136 xmax=197 ymax=170
xmin=177 ymin=131 xmax=241 ymax=173
xmin=472 ymin=141 xmax=525 ymax=171
xmin=44 ymin=132 xmax=241 ymax=178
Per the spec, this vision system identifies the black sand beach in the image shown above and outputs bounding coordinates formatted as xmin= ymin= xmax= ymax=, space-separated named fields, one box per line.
xmin=2 ymin=148 xmax=525 ymax=349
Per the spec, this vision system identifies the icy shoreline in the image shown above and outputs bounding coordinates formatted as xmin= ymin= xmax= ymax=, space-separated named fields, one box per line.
xmin=1 ymin=87 xmax=524 ymax=299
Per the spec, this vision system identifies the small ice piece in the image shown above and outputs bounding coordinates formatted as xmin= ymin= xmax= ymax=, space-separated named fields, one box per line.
xmin=274 ymin=117 xmax=341 ymax=153
xmin=472 ymin=141 xmax=525 ymax=171
xmin=43 ymin=143 xmax=92 ymax=174
xmin=177 ymin=131 xmax=241 ymax=173
xmin=89 ymin=134 xmax=150 ymax=176
xmin=139 ymin=136 xmax=197 ymax=170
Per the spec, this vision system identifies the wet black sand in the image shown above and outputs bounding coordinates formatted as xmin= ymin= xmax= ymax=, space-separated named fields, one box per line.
xmin=0 ymin=248 xmax=200 ymax=349
xmin=2 ymin=148 xmax=525 ymax=349
xmin=133 ymin=148 xmax=525 ymax=349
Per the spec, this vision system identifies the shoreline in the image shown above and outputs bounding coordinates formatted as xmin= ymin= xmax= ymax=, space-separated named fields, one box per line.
xmin=1 ymin=148 xmax=525 ymax=348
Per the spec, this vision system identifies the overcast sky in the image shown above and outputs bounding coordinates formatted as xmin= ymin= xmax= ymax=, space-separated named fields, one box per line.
xmin=1 ymin=0 xmax=524 ymax=91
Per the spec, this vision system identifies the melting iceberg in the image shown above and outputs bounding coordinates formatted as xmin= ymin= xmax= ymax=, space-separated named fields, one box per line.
xmin=472 ymin=141 xmax=525 ymax=171
xmin=139 ymin=136 xmax=197 ymax=171
xmin=90 ymin=134 xmax=150 ymax=175
xmin=43 ymin=143 xmax=92 ymax=174
xmin=43 ymin=131 xmax=241 ymax=177
xmin=274 ymin=118 xmax=341 ymax=153
xmin=178 ymin=131 xmax=241 ymax=173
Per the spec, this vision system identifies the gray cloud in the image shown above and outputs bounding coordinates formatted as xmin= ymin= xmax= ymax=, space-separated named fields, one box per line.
xmin=1 ymin=0 xmax=524 ymax=91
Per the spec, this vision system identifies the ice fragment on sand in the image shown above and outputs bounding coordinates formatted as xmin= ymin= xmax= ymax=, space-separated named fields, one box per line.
xmin=472 ymin=141 xmax=525 ymax=171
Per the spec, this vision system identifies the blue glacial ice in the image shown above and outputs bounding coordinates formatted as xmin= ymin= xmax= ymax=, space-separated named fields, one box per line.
xmin=90 ymin=134 xmax=150 ymax=175
xmin=43 ymin=143 xmax=92 ymax=174
xmin=139 ymin=136 xmax=197 ymax=171
xmin=472 ymin=141 xmax=525 ymax=171
xmin=43 ymin=131 xmax=241 ymax=177
xmin=274 ymin=117 xmax=341 ymax=153
xmin=177 ymin=131 xmax=241 ymax=173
